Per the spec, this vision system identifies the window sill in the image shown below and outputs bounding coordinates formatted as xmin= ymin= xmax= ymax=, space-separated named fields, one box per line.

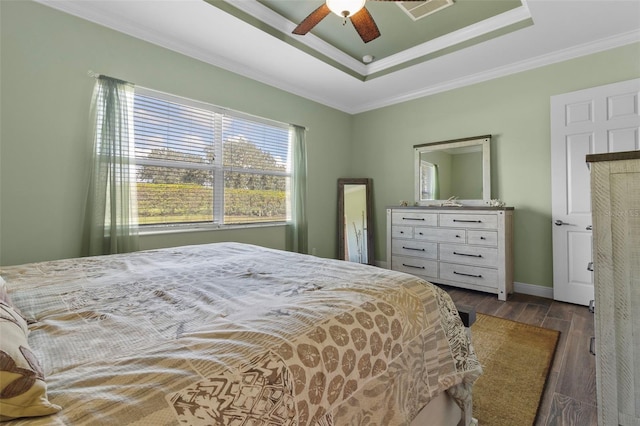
xmin=138 ymin=222 xmax=288 ymax=236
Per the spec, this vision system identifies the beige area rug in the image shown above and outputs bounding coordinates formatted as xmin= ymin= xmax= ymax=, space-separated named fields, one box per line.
xmin=470 ymin=313 xmax=560 ymax=426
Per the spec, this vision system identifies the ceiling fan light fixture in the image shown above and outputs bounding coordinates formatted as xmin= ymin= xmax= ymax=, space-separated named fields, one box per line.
xmin=326 ymin=0 xmax=366 ymax=18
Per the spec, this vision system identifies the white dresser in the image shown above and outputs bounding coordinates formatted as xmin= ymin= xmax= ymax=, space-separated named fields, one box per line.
xmin=386 ymin=207 xmax=514 ymax=300
xmin=587 ymin=151 xmax=640 ymax=426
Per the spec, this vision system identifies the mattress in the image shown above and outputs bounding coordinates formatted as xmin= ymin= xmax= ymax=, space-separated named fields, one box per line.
xmin=1 ymin=242 xmax=481 ymax=425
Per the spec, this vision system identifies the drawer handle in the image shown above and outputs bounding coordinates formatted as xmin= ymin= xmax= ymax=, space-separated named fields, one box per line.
xmin=589 ymin=337 xmax=596 ymax=356
xmin=418 ymin=232 xmax=424 ymax=235
xmin=480 ymin=236 xmax=486 ymax=240
xmin=399 ymin=231 xmax=404 ymax=234
xmin=456 ymin=234 xmax=461 ymax=238
xmin=453 ymin=219 xmax=482 ymax=223
xmin=454 ymin=271 xmax=482 ymax=278
xmin=402 ymin=263 xmax=425 ymax=269
xmin=403 ymin=217 xmax=425 ymax=221
xmin=403 ymin=246 xmax=425 ymax=252
xmin=453 ymin=251 xmax=483 ymax=258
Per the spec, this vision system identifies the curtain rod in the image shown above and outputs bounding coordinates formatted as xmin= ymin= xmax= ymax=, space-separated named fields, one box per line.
xmin=88 ymin=70 xmax=127 ymax=80
xmin=87 ymin=70 xmax=308 ymax=131
xmin=88 ymin=70 xmax=132 ymax=86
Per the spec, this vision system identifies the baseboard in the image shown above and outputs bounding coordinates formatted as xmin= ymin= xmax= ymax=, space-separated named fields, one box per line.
xmin=513 ymin=281 xmax=554 ymax=299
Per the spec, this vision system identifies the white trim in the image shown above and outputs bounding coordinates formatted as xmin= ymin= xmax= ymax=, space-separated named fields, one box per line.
xmin=228 ymin=0 xmax=532 ymax=77
xmin=352 ymin=29 xmax=640 ymax=114
xmin=367 ymin=4 xmax=532 ymax=75
xmin=139 ymin=222 xmax=287 ymax=236
xmin=33 ymin=0 xmax=352 ymax=112
xmin=513 ymin=281 xmax=554 ymax=299
xmin=224 ymin=0 xmax=368 ymax=75
xmin=33 ymin=0 xmax=640 ymax=115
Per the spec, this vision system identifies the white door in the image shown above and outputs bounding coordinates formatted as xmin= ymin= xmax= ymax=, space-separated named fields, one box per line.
xmin=551 ymin=78 xmax=640 ymax=306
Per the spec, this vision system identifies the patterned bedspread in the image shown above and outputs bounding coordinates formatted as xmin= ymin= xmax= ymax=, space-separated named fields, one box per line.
xmin=1 ymin=242 xmax=481 ymax=425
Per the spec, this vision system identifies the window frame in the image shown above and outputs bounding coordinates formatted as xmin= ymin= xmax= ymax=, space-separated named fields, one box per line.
xmin=133 ymin=87 xmax=292 ymax=233
xmin=419 ymin=160 xmax=437 ymax=200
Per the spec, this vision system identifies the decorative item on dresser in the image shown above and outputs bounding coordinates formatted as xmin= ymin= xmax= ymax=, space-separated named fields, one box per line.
xmin=386 ymin=206 xmax=514 ymax=301
xmin=587 ymin=150 xmax=640 ymax=426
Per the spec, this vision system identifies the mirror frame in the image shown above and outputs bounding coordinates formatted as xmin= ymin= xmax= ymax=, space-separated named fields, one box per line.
xmin=338 ymin=178 xmax=374 ymax=265
xmin=414 ymin=135 xmax=491 ymax=206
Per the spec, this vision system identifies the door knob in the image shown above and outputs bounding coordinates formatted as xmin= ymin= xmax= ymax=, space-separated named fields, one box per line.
xmin=586 ymin=225 xmax=592 ymax=230
xmin=555 ymin=220 xmax=566 ymax=226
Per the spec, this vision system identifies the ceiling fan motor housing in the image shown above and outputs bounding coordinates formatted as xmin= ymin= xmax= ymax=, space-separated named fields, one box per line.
xmin=326 ymin=0 xmax=366 ymax=17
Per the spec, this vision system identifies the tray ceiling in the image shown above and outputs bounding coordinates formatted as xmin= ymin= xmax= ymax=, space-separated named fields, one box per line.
xmin=218 ymin=0 xmax=529 ymax=79
xmin=34 ymin=0 xmax=640 ymax=113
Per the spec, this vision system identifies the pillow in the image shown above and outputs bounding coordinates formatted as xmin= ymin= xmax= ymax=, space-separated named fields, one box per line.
xmin=0 ymin=277 xmax=10 ymax=306
xmin=0 ymin=277 xmax=25 ymax=329
xmin=0 ymin=302 xmax=61 ymax=421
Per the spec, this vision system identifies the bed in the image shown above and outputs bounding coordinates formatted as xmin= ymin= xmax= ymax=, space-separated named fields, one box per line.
xmin=0 ymin=242 xmax=481 ymax=425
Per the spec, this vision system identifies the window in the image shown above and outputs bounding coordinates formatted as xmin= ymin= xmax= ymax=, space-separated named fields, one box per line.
xmin=133 ymin=88 xmax=292 ymax=227
xmin=420 ymin=161 xmax=438 ymax=199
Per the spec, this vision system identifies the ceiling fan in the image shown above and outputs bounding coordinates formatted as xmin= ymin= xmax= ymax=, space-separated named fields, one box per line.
xmin=292 ymin=0 xmax=408 ymax=43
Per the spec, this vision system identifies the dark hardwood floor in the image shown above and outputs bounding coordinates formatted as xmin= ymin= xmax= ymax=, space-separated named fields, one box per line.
xmin=440 ymin=285 xmax=598 ymax=426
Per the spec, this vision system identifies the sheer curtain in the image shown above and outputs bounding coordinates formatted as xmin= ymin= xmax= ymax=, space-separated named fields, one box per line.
xmin=82 ymin=76 xmax=139 ymax=256
xmin=288 ymin=125 xmax=308 ymax=254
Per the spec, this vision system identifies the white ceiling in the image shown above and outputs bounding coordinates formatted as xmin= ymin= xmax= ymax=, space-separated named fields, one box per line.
xmin=37 ymin=0 xmax=640 ymax=114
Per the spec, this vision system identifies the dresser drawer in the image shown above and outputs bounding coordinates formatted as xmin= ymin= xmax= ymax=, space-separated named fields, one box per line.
xmin=391 ymin=240 xmax=437 ymax=259
xmin=415 ymin=226 xmax=466 ymax=243
xmin=440 ymin=262 xmax=498 ymax=290
xmin=392 ymin=256 xmax=438 ymax=278
xmin=439 ymin=244 xmax=498 ymax=267
xmin=468 ymin=230 xmax=498 ymax=246
xmin=392 ymin=211 xmax=438 ymax=226
xmin=440 ymin=213 xmax=498 ymax=229
xmin=391 ymin=225 xmax=413 ymax=239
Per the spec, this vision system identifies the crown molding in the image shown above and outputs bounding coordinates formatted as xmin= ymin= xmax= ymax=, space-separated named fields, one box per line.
xmin=33 ymin=0 xmax=351 ymax=111
xmin=225 ymin=0 xmax=532 ymax=77
xmin=223 ymin=0 xmax=368 ymax=75
xmin=367 ymin=2 xmax=532 ymax=74
xmin=32 ymin=0 xmax=640 ymax=115
xmin=351 ymin=29 xmax=640 ymax=114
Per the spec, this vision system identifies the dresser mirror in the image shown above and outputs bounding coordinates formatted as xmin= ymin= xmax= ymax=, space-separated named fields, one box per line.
xmin=338 ymin=178 xmax=374 ymax=265
xmin=414 ymin=135 xmax=491 ymax=206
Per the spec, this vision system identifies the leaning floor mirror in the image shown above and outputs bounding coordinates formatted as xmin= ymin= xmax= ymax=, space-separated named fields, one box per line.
xmin=338 ymin=178 xmax=374 ymax=265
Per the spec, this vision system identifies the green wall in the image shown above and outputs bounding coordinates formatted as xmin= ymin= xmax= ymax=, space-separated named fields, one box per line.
xmin=0 ymin=0 xmax=351 ymax=266
xmin=2 ymin=1 xmax=639 ymax=291
xmin=351 ymin=42 xmax=640 ymax=288
xmin=450 ymin=151 xmax=483 ymax=199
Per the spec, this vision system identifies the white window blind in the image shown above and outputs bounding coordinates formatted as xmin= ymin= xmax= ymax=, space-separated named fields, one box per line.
xmin=132 ymin=88 xmax=291 ymax=226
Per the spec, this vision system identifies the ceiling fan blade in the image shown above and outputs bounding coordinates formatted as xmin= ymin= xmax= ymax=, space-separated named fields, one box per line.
xmin=349 ymin=7 xmax=381 ymax=43
xmin=293 ymin=3 xmax=331 ymax=35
